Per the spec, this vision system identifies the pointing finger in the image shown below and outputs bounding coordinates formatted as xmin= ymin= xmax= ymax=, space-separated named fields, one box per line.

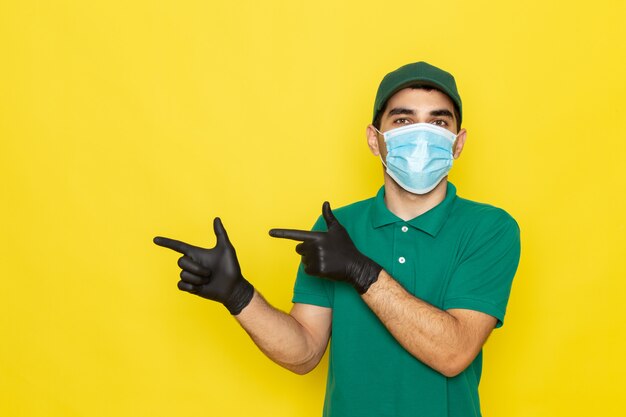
xmin=153 ymin=236 xmax=197 ymax=255
xmin=269 ymin=229 xmax=323 ymax=242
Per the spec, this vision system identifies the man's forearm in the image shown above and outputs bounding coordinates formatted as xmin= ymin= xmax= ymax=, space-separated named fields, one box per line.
xmin=361 ymin=270 xmax=495 ymax=377
xmin=235 ymin=291 xmax=329 ymax=375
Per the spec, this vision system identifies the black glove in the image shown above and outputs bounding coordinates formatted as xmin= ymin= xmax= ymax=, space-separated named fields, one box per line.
xmin=153 ymin=218 xmax=254 ymax=315
xmin=269 ymin=202 xmax=382 ymax=294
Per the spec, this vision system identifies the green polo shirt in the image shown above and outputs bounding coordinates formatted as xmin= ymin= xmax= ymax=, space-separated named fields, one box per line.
xmin=292 ymin=182 xmax=521 ymax=417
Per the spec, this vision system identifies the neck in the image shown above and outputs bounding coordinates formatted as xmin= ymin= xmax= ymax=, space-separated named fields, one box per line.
xmin=383 ymin=174 xmax=448 ymax=221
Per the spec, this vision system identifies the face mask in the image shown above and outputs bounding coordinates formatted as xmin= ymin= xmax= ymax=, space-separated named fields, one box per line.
xmin=375 ymin=123 xmax=457 ymax=195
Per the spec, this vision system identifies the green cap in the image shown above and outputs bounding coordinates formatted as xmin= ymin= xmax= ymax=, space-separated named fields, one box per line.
xmin=372 ymin=61 xmax=462 ymax=125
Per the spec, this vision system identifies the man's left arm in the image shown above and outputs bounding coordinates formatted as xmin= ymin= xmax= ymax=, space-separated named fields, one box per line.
xmin=361 ymin=270 xmax=497 ymax=377
xmin=271 ymin=201 xmax=516 ymax=378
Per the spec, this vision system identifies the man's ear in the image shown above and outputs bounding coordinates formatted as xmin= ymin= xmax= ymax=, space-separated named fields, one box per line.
xmin=366 ymin=124 xmax=382 ymax=156
xmin=453 ymin=128 xmax=467 ymax=159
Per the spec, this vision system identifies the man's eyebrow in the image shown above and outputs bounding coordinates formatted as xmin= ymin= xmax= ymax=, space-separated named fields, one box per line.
xmin=387 ymin=107 xmax=416 ymax=117
xmin=430 ymin=109 xmax=454 ymax=118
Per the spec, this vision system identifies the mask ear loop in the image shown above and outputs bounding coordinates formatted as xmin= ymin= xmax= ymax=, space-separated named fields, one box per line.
xmin=451 ymin=132 xmax=461 ymax=157
xmin=379 ymin=154 xmax=389 ymax=170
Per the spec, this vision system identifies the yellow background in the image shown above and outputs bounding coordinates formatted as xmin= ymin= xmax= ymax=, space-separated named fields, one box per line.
xmin=1 ymin=0 xmax=625 ymax=415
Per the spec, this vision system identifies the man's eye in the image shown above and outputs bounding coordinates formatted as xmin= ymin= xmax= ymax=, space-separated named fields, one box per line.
xmin=432 ymin=120 xmax=447 ymax=126
xmin=394 ymin=118 xmax=411 ymax=124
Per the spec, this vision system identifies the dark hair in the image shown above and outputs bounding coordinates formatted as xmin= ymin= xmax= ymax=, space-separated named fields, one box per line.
xmin=373 ymin=84 xmax=462 ymax=131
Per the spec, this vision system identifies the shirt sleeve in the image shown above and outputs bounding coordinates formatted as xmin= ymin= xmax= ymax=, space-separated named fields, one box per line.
xmin=291 ymin=215 xmax=335 ymax=308
xmin=443 ymin=208 xmax=521 ymax=328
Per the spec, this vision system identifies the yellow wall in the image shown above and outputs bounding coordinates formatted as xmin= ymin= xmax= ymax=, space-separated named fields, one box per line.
xmin=1 ymin=1 xmax=624 ymax=415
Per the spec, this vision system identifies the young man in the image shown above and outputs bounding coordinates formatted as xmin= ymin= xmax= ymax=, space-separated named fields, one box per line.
xmin=154 ymin=62 xmax=521 ymax=417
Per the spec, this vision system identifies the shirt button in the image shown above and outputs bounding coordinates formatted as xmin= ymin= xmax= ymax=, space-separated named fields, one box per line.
xmin=401 ymin=226 xmax=408 ymax=232
xmin=398 ymin=257 xmax=406 ymax=264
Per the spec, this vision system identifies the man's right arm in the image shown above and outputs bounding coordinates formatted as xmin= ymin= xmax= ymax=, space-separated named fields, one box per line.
xmin=153 ymin=217 xmax=331 ymax=374
xmin=235 ymin=295 xmax=332 ymax=375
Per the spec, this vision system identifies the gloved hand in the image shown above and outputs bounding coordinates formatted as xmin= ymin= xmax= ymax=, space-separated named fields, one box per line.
xmin=153 ymin=218 xmax=254 ymax=315
xmin=270 ymin=202 xmax=382 ymax=294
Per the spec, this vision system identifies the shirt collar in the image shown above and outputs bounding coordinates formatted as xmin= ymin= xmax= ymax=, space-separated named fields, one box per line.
xmin=371 ymin=182 xmax=457 ymax=237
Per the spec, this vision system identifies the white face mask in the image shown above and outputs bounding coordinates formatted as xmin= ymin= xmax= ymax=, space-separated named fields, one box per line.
xmin=375 ymin=123 xmax=457 ymax=194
